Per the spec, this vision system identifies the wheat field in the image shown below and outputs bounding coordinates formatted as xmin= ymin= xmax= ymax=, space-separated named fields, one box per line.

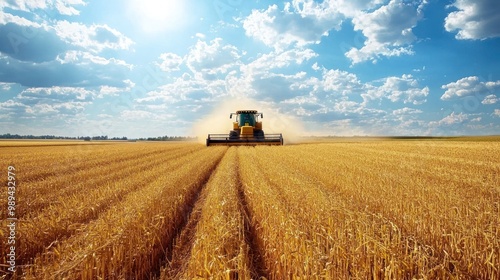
xmin=0 ymin=138 xmax=498 ymax=279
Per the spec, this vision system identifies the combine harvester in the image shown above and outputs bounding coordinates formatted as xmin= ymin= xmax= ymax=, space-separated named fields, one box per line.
xmin=206 ymin=110 xmax=283 ymax=146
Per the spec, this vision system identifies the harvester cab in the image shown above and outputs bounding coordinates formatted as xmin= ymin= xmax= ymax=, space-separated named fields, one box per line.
xmin=206 ymin=110 xmax=283 ymax=146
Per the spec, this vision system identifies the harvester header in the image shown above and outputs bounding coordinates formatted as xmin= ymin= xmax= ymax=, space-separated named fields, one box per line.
xmin=206 ymin=110 xmax=283 ymax=146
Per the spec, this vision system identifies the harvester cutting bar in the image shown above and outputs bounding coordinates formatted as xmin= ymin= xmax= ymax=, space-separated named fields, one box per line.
xmin=206 ymin=133 xmax=283 ymax=146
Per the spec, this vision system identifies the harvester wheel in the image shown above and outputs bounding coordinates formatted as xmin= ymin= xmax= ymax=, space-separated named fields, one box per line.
xmin=254 ymin=130 xmax=264 ymax=139
xmin=229 ymin=130 xmax=239 ymax=139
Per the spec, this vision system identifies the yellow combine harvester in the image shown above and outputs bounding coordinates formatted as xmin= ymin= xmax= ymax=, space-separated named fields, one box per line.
xmin=206 ymin=110 xmax=283 ymax=146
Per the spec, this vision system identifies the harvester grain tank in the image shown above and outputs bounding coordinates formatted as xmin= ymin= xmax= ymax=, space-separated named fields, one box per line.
xmin=206 ymin=110 xmax=283 ymax=146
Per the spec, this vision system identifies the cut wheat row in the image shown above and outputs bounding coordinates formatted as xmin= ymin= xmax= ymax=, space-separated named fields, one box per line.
xmin=352 ymin=140 xmax=500 ymax=163
xmin=239 ymin=146 xmax=437 ymax=279
xmin=1 ymin=144 xmax=204 ymax=268
xmin=0 ymin=143 xmax=197 ymax=260
xmin=160 ymin=147 xmax=254 ymax=279
xmin=22 ymin=146 xmax=226 ymax=279
xmin=313 ymin=142 xmax=498 ymax=278
xmin=273 ymin=142 xmax=499 ymax=278
xmin=17 ymin=143 xmax=201 ymax=217
xmin=0 ymin=143 xmax=125 ymax=183
xmin=341 ymin=142 xmax=499 ymax=188
xmin=0 ymin=143 xmax=192 ymax=194
xmin=0 ymin=143 xmax=197 ymax=220
xmin=0 ymin=141 xmax=103 ymax=147
xmin=0 ymin=144 xmax=147 ymax=236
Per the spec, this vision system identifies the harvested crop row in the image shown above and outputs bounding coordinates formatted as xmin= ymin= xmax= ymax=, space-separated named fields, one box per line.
xmin=274 ymin=142 xmax=499 ymax=279
xmin=0 ymin=143 xmax=116 ymax=182
xmin=237 ymin=147 xmax=302 ymax=278
xmin=351 ymin=140 xmax=500 ymax=163
xmin=239 ymin=146 xmax=435 ymax=279
xmin=18 ymin=143 xmax=190 ymax=188
xmin=16 ymin=143 xmax=200 ymax=217
xmin=0 ymin=143 xmax=190 ymax=187
xmin=0 ymin=141 xmax=102 ymax=147
xmin=7 ymin=144 xmax=204 ymax=267
xmin=341 ymin=142 xmax=499 ymax=187
xmin=161 ymin=147 xmax=254 ymax=279
xmin=21 ymin=146 xmax=226 ymax=279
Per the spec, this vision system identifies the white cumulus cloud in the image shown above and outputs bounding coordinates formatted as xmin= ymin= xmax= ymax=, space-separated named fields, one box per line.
xmin=186 ymin=38 xmax=241 ymax=78
xmin=241 ymin=0 xmax=427 ymax=63
xmin=346 ymin=0 xmax=427 ymax=64
xmin=0 ymin=0 xmax=86 ymax=16
xmin=54 ymin=21 xmax=134 ymax=53
xmin=363 ymin=74 xmax=429 ymax=105
xmin=441 ymin=76 xmax=500 ymax=100
xmin=392 ymin=107 xmax=423 ymax=115
xmin=435 ymin=112 xmax=469 ymax=125
xmin=242 ymin=1 xmax=343 ymax=50
xmin=445 ymin=0 xmax=500 ymax=40
xmin=322 ymin=69 xmax=364 ymax=95
xmin=157 ymin=53 xmax=183 ymax=72
xmin=329 ymin=0 xmax=386 ymax=18
xmin=482 ymin=94 xmax=499 ymax=105
xmin=242 ymin=48 xmax=317 ymax=76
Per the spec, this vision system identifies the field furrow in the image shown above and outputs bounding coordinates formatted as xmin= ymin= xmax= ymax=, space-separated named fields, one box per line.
xmin=273 ymin=143 xmax=499 ymax=278
xmin=160 ymin=147 xmax=256 ymax=279
xmin=235 ymin=152 xmax=269 ymax=279
xmin=15 ymin=144 xmax=187 ymax=184
xmin=10 ymin=144 xmax=204 ymax=267
xmin=159 ymin=167 xmax=211 ymax=279
xmin=240 ymin=146 xmax=439 ymax=278
xmin=17 ymin=144 xmax=200 ymax=218
xmin=0 ymin=143 xmax=119 ymax=182
xmin=159 ymin=147 xmax=270 ymax=279
xmin=21 ymin=147 xmax=227 ymax=279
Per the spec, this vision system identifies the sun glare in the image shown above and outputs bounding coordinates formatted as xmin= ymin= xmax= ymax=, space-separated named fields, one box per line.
xmin=130 ymin=0 xmax=186 ymax=33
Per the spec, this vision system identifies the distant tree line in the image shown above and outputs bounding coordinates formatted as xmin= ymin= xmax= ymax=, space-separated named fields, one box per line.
xmin=137 ymin=135 xmax=196 ymax=141
xmin=0 ymin=133 xmax=79 ymax=140
xmin=0 ymin=133 xmax=195 ymax=141
xmin=81 ymin=136 xmax=128 ymax=141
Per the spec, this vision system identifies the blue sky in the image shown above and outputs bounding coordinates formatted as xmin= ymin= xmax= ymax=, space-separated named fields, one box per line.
xmin=0 ymin=0 xmax=499 ymax=138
